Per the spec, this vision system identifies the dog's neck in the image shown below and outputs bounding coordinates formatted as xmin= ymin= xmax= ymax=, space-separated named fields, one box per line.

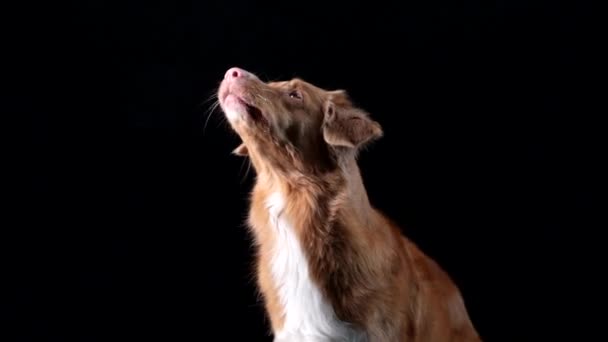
xmin=251 ymin=151 xmax=374 ymax=230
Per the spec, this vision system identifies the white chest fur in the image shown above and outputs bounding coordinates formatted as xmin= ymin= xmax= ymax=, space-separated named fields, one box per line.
xmin=265 ymin=192 xmax=365 ymax=342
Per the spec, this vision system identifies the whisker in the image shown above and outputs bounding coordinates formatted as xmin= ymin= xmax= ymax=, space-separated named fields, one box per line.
xmin=238 ymin=156 xmax=247 ymax=177
xmin=198 ymin=88 xmax=219 ymax=108
xmin=217 ymin=115 xmax=228 ymax=129
xmin=203 ymin=99 xmax=222 ymax=135
xmin=255 ymin=94 xmax=270 ymax=103
xmin=237 ymin=154 xmax=253 ymax=184
xmin=236 ymin=157 xmax=251 ymax=185
xmin=242 ymin=158 xmax=252 ymax=184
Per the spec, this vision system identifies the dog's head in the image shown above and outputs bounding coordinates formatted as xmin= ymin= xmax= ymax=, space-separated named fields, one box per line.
xmin=217 ymin=67 xmax=383 ymax=175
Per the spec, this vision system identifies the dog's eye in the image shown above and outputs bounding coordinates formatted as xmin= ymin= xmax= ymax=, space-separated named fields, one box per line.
xmin=288 ymin=90 xmax=302 ymax=100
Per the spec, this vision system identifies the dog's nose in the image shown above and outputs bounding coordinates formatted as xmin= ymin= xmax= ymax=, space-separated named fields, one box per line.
xmin=224 ymin=67 xmax=250 ymax=80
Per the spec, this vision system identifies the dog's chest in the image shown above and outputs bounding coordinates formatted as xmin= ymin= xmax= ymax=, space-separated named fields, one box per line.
xmin=264 ymin=192 xmax=364 ymax=341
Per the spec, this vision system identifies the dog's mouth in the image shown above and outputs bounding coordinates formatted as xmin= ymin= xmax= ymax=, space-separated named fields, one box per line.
xmin=244 ymin=102 xmax=266 ymax=125
xmin=219 ymin=87 xmax=270 ymax=128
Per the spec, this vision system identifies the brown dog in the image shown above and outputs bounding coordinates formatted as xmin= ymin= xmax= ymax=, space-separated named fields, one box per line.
xmin=217 ymin=67 xmax=481 ymax=342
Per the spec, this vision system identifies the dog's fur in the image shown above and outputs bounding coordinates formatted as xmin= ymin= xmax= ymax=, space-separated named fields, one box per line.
xmin=217 ymin=67 xmax=481 ymax=341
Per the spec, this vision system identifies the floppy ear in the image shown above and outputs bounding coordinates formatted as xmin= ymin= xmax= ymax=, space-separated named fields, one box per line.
xmin=232 ymin=143 xmax=248 ymax=156
xmin=322 ymin=100 xmax=383 ymax=149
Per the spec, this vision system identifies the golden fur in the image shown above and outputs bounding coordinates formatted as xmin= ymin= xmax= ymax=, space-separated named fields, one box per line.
xmin=217 ymin=67 xmax=482 ymax=341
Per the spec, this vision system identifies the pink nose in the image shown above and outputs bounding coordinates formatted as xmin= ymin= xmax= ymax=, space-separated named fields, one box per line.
xmin=224 ymin=67 xmax=249 ymax=80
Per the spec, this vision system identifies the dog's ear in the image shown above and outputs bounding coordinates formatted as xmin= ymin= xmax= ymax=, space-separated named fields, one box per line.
xmin=322 ymin=99 xmax=383 ymax=149
xmin=232 ymin=143 xmax=248 ymax=156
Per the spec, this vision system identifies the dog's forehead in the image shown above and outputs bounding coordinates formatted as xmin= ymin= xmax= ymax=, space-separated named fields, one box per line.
xmin=267 ymin=80 xmax=290 ymax=88
xmin=267 ymin=78 xmax=324 ymax=92
xmin=266 ymin=78 xmax=351 ymax=106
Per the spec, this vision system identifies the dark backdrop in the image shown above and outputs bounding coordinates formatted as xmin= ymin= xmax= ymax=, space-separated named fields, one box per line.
xmin=12 ymin=0 xmax=600 ymax=341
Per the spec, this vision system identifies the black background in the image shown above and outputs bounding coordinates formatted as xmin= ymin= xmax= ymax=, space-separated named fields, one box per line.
xmin=10 ymin=0 xmax=601 ymax=341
